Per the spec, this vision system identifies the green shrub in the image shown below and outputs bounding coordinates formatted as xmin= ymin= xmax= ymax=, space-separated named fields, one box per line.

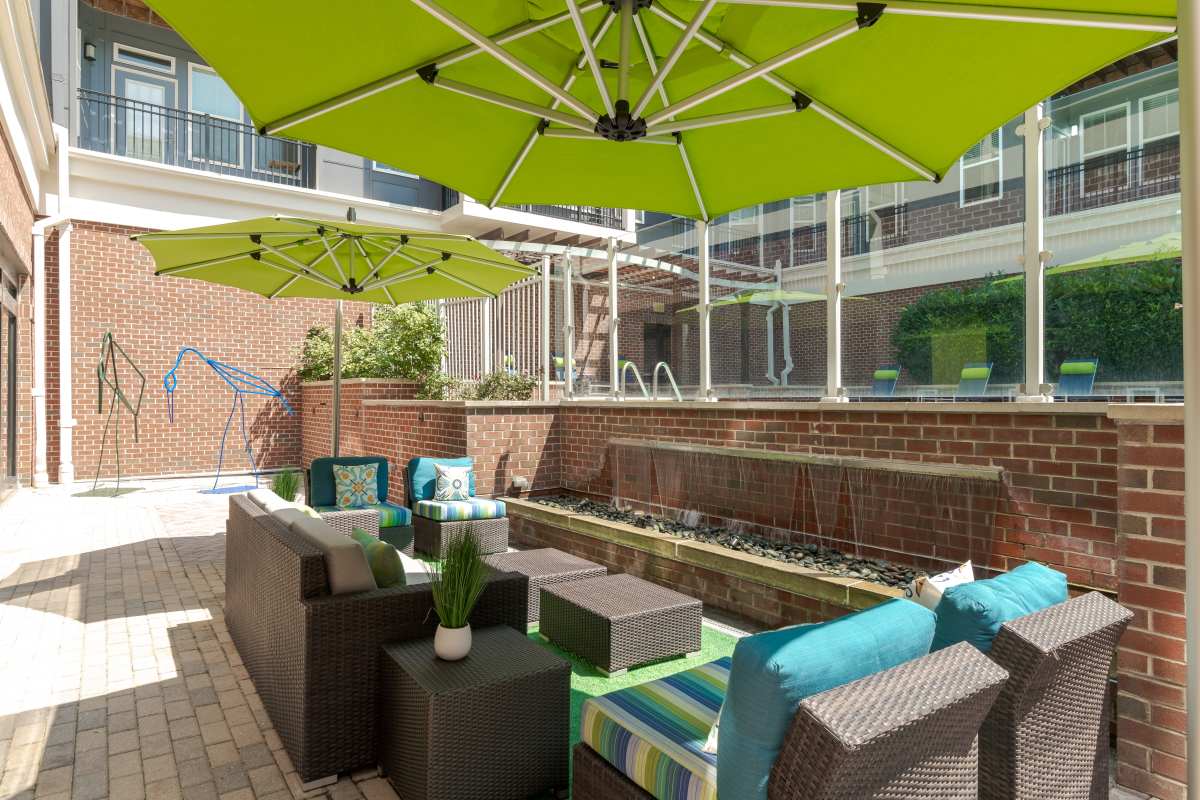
xmin=270 ymin=469 xmax=300 ymax=503
xmin=297 ymin=303 xmax=446 ymax=383
xmin=417 ymin=372 xmax=465 ymax=400
xmin=892 ymin=259 xmax=1182 ymax=385
xmin=468 ymin=370 xmax=538 ymax=401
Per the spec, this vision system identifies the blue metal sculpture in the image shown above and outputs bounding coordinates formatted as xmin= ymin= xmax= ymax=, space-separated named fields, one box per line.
xmin=164 ymin=347 xmax=293 ymax=492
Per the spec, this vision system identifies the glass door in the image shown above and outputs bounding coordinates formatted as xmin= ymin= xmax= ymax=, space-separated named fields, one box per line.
xmin=0 ymin=276 xmax=17 ymax=503
xmin=113 ymin=68 xmax=177 ymax=164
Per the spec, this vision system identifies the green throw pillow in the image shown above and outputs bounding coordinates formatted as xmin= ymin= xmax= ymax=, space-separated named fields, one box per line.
xmin=350 ymin=528 xmax=405 ymax=588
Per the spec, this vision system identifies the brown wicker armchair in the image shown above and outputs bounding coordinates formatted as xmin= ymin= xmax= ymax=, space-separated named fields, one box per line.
xmin=572 ymin=642 xmax=1009 ymax=800
xmin=224 ymin=495 xmax=527 ymax=787
xmin=980 ymin=591 xmax=1133 ymax=800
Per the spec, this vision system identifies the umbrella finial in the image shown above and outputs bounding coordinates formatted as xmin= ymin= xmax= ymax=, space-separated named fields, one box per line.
xmin=346 ymin=207 xmax=357 ymax=223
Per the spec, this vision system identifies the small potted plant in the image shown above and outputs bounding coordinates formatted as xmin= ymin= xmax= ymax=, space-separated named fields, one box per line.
xmin=427 ymin=531 xmax=488 ymax=661
xmin=271 ymin=468 xmax=300 ymax=503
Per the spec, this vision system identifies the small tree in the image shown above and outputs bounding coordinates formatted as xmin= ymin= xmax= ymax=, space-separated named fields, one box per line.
xmin=296 ymin=303 xmax=447 ymax=383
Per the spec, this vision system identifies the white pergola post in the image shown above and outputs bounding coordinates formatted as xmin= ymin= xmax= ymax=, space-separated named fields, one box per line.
xmin=1018 ymin=102 xmax=1053 ymax=402
xmin=540 ymin=255 xmax=551 ymax=401
xmin=1179 ymin=0 xmax=1200 ymax=794
xmin=482 ymin=296 xmax=494 ymax=375
xmin=697 ymin=219 xmax=714 ymax=400
xmin=437 ymin=299 xmax=448 ymax=374
xmin=607 ymin=238 xmax=620 ymax=399
xmin=562 ymin=253 xmax=575 ymax=399
xmin=823 ymin=190 xmax=848 ymax=402
xmin=331 ymin=300 xmax=343 ymax=457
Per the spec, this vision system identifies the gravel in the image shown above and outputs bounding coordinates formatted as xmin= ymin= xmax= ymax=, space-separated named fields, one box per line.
xmin=531 ymin=495 xmax=921 ymax=588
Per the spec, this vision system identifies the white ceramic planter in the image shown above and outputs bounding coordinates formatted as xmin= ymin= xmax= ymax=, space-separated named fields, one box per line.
xmin=434 ymin=624 xmax=472 ymax=661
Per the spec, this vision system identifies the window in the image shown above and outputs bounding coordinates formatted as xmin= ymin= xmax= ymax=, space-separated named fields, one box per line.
xmin=1141 ymin=89 xmax=1179 ymax=144
xmin=188 ymin=65 xmax=243 ymax=166
xmin=866 ymin=183 xmax=902 ymax=210
xmin=791 ymin=195 xmax=818 ymax=225
xmin=961 ymin=128 xmax=1003 ymax=206
xmin=113 ymin=44 xmax=174 ymax=74
xmin=373 ymin=161 xmax=418 ymax=178
xmin=1080 ymin=103 xmax=1130 ymax=158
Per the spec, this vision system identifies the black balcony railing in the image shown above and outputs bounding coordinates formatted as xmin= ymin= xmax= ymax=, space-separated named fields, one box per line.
xmin=1046 ymin=140 xmax=1179 ymax=216
xmin=503 ymin=203 xmax=626 ymax=229
xmin=77 ymin=88 xmax=316 ymax=188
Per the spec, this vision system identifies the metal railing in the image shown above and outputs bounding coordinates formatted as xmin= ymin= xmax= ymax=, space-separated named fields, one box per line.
xmin=503 ymin=204 xmax=626 ymax=229
xmin=1046 ymin=142 xmax=1179 ymax=216
xmin=77 ymin=88 xmax=316 ymax=188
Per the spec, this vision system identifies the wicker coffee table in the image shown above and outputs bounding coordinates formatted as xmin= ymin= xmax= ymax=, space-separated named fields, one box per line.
xmin=378 ymin=625 xmax=570 ymax=800
xmin=540 ymin=573 xmax=702 ymax=676
xmin=484 ymin=548 xmax=608 ymax=626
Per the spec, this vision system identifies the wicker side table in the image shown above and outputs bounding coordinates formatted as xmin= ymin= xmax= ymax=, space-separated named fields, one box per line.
xmin=540 ymin=573 xmax=702 ymax=676
xmin=484 ymin=548 xmax=607 ymax=625
xmin=379 ymin=625 xmax=570 ymax=800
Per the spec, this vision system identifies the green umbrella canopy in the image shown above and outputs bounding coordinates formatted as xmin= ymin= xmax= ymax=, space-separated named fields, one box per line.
xmin=141 ymin=1 xmax=1173 ymax=220
xmin=993 ymin=230 xmax=1181 ymax=284
xmin=133 ymin=216 xmax=536 ymax=302
xmin=676 ymin=287 xmax=828 ymax=313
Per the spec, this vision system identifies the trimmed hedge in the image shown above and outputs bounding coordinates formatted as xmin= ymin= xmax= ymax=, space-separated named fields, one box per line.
xmin=892 ymin=259 xmax=1182 ymax=385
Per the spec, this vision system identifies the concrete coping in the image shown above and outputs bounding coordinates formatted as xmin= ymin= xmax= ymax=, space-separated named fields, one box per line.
xmin=300 ymin=378 xmax=420 ymax=388
xmin=608 ymin=437 xmax=1004 ymax=482
xmin=505 ymin=497 xmax=903 ymax=612
xmin=1106 ymin=403 xmax=1184 ymax=423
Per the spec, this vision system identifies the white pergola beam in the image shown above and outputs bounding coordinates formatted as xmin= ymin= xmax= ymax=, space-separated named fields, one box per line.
xmin=432 ymin=77 xmax=595 ymax=132
xmin=717 ymin=0 xmax=1175 ymax=32
xmin=633 ymin=0 xmax=718 ymax=118
xmin=565 ymin=0 xmax=614 ymax=117
xmin=644 ymin=18 xmax=860 ymax=127
xmin=262 ymin=2 xmax=604 ymax=135
xmin=412 ymin=0 xmax=599 ymax=120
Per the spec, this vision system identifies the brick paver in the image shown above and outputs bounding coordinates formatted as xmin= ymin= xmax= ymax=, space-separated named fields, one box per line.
xmin=0 ymin=480 xmax=399 ymax=800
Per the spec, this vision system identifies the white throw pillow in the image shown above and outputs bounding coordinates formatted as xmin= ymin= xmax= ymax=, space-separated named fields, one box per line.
xmin=905 ymin=561 xmax=975 ymax=611
xmin=434 ymin=463 xmax=472 ymax=502
xmin=702 ymin=705 xmax=723 ymax=754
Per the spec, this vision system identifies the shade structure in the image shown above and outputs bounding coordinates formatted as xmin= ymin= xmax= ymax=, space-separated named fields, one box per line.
xmin=993 ymin=231 xmax=1182 ymax=284
xmin=676 ymin=287 xmax=828 ymax=313
xmin=134 ymin=216 xmax=535 ymax=455
xmin=142 ymin=0 xmax=1173 ymax=220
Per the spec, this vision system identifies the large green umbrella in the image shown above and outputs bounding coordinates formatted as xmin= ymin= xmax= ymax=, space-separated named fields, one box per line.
xmin=994 ymin=230 xmax=1182 ymax=284
xmin=141 ymin=1 xmax=1173 ymax=220
xmin=133 ymin=216 xmax=535 ymax=454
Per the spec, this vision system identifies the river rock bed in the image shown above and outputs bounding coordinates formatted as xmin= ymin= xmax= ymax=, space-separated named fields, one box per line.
xmin=531 ymin=495 xmax=921 ymax=588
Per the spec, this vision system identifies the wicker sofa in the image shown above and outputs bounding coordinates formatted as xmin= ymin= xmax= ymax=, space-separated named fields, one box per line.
xmin=572 ymin=642 xmax=1009 ymax=800
xmin=306 ymin=456 xmax=415 ymax=555
xmin=224 ymin=494 xmax=527 ymax=786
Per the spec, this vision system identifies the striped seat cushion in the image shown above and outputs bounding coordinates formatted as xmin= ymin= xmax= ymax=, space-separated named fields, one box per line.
xmin=315 ymin=502 xmax=412 ymax=528
xmin=580 ymin=657 xmax=729 ymax=800
xmin=415 ymin=498 xmax=506 ymax=522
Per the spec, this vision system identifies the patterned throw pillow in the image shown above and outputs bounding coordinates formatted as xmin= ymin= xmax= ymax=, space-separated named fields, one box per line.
xmin=334 ymin=463 xmax=379 ymax=509
xmin=434 ymin=463 xmax=472 ymax=502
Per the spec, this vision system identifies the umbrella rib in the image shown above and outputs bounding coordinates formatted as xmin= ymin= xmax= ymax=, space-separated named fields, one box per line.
xmin=152 ymin=238 xmax=313 ymax=276
xmin=428 ymin=77 xmax=595 ymax=132
xmin=488 ymin=11 xmax=617 ymax=207
xmin=437 ymin=270 xmax=499 ymax=299
xmin=633 ymin=0 xmax=718 ymax=119
xmin=647 ymin=2 xmax=938 ymax=182
xmin=255 ymin=255 xmax=343 ymax=291
xmin=268 ymin=274 xmax=300 ymax=300
xmin=565 ymin=0 xmax=614 ymax=118
xmin=354 ymin=237 xmax=407 ymax=288
xmin=260 ymin=2 xmax=605 ymax=136
xmin=718 ymin=0 xmax=1175 ymax=32
xmin=412 ymin=0 xmax=600 ymax=121
xmin=634 ymin=12 xmax=708 ymax=221
xmin=645 ymin=104 xmax=800 ymax=136
xmin=368 ymin=259 xmax=443 ymax=291
xmin=322 ymin=236 xmax=349 ymax=287
xmin=257 ymin=243 xmax=344 ymax=290
xmin=381 ymin=285 xmax=399 ymax=306
xmin=643 ymin=18 xmax=861 ymax=128
xmin=401 ymin=243 xmax=538 ymax=274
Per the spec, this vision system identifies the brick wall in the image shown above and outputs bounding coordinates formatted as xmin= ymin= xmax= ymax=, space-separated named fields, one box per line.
xmin=1113 ymin=407 xmax=1186 ymax=800
xmin=465 ymin=404 xmax=561 ymax=497
xmin=19 ymin=220 xmax=374 ymax=483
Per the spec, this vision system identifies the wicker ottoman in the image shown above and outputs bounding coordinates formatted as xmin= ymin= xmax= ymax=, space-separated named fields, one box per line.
xmin=484 ymin=548 xmax=608 ymax=626
xmin=378 ymin=625 xmax=570 ymax=800
xmin=414 ymin=514 xmax=507 ymax=557
xmin=540 ymin=573 xmax=702 ymax=676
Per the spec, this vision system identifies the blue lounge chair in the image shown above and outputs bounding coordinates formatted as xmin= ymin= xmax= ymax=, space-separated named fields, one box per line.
xmin=956 ymin=362 xmax=993 ymax=398
xmin=872 ymin=365 xmax=900 ymax=397
xmin=1058 ymin=358 xmax=1099 ymax=397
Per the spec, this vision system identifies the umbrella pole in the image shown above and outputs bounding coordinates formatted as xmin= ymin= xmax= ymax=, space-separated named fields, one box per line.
xmin=332 ymin=300 xmax=343 ymax=457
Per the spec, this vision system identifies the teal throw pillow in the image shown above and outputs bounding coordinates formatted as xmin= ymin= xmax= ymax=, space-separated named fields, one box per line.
xmin=931 ymin=561 xmax=1067 ymax=652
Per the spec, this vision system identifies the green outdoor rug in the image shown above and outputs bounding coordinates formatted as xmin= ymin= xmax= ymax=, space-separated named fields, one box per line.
xmin=529 ymin=622 xmax=739 ymax=753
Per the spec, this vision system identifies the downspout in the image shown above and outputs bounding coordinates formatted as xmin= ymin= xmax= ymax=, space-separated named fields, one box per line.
xmin=780 ymin=301 xmax=795 ymax=386
xmin=30 ymin=124 xmax=71 ymax=487
xmin=765 ymin=302 xmax=779 ymax=385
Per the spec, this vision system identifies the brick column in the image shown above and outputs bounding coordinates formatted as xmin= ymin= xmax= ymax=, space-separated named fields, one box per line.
xmin=1113 ymin=406 xmax=1186 ymax=800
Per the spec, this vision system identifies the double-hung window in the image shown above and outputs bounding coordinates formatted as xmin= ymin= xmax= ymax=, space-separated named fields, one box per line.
xmin=960 ymin=128 xmax=1003 ymax=206
xmin=188 ymin=64 xmax=243 ymax=167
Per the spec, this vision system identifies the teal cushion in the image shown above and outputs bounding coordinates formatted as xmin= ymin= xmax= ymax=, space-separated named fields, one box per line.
xmin=717 ymin=599 xmax=936 ymax=800
xmin=931 ymin=561 xmax=1068 ymax=653
xmin=407 ymin=457 xmax=476 ymax=502
xmin=372 ymin=502 xmax=412 ymax=528
xmin=310 ymin=456 xmax=389 ymax=506
xmin=349 ymin=528 xmax=405 ymax=588
xmin=415 ymin=498 xmax=506 ymax=521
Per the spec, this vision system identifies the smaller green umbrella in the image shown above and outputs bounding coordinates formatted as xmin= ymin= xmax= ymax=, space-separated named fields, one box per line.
xmin=675 ymin=288 xmax=830 ymax=315
xmin=134 ymin=215 xmax=536 ymax=455
xmin=993 ymin=231 xmax=1181 ymax=284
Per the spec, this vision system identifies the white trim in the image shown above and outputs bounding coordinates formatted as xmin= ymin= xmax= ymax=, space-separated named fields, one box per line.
xmin=112 ymin=42 xmax=175 ymax=74
xmin=1140 ymin=87 xmax=1181 ymax=145
xmin=372 ymin=161 xmax=419 ymax=178
xmin=186 ymin=62 xmax=243 ymax=169
xmin=960 ymin=126 xmax=1004 ymax=208
xmin=1080 ymin=101 xmax=1132 ymax=159
xmin=0 ymin=0 xmax=56 ymax=212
